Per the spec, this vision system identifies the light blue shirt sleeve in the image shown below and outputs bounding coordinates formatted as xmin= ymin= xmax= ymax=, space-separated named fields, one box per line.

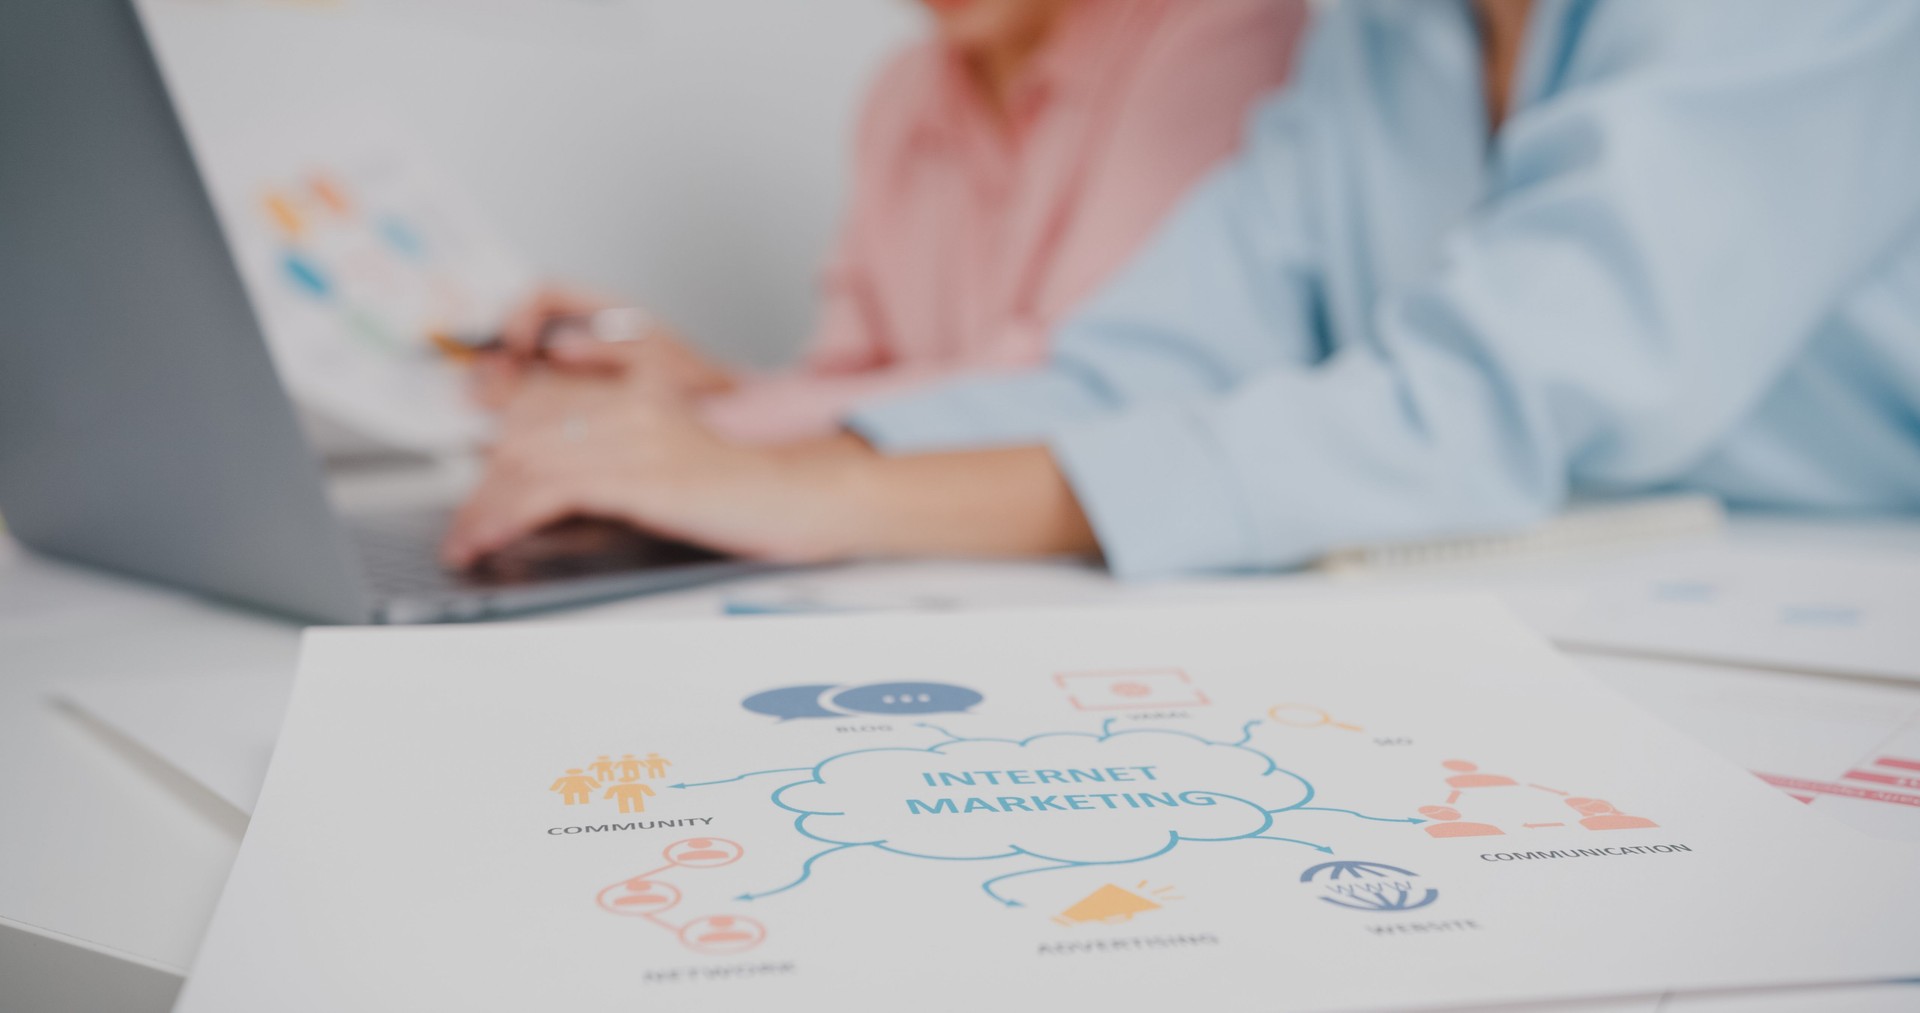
xmin=848 ymin=147 xmax=1328 ymax=450
xmin=853 ymin=0 xmax=1920 ymax=577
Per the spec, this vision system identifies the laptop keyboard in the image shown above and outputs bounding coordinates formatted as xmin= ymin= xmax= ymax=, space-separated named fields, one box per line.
xmin=346 ymin=510 xmax=467 ymax=596
xmin=347 ymin=510 xmax=729 ymax=597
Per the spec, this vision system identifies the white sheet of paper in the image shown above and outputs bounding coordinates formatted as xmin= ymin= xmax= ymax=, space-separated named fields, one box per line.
xmin=603 ymin=535 xmax=1920 ymax=684
xmin=1496 ymin=544 xmax=1920 ymax=683
xmin=57 ymin=670 xmax=295 ymax=815
xmin=175 ymin=598 xmax=1920 ymax=1012
xmin=1142 ymin=536 xmax=1920 ymax=683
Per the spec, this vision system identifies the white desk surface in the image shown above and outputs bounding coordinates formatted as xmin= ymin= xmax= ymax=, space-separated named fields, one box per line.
xmin=3 ymin=514 xmax=1918 ymax=1010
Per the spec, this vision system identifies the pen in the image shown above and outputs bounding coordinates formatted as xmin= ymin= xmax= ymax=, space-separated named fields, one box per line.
xmin=430 ymin=306 xmax=654 ymax=361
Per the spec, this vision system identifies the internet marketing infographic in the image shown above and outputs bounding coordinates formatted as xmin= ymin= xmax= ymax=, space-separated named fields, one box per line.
xmin=174 ymin=602 xmax=1920 ymax=1013
xmin=569 ymin=669 xmax=1671 ymax=955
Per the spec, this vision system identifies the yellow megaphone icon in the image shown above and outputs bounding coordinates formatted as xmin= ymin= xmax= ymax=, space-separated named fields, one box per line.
xmin=1051 ymin=883 xmax=1179 ymax=926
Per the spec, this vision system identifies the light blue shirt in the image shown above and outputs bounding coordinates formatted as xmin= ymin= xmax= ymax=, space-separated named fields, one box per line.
xmin=850 ymin=0 xmax=1920 ymax=578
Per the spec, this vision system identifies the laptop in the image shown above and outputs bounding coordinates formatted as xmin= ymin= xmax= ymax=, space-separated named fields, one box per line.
xmin=0 ymin=2 xmax=763 ymax=624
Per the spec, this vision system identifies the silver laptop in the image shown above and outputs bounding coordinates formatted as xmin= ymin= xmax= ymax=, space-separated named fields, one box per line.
xmin=0 ymin=2 xmax=763 ymax=624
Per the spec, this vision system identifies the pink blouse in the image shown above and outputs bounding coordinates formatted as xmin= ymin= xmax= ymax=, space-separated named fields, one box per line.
xmin=703 ymin=0 xmax=1305 ymax=444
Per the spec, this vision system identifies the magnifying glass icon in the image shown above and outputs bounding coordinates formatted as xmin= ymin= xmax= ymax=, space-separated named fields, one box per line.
xmin=1267 ymin=703 xmax=1362 ymax=731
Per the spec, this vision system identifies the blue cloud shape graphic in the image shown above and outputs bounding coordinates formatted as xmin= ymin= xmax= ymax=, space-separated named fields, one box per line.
xmin=770 ymin=724 xmax=1315 ymax=868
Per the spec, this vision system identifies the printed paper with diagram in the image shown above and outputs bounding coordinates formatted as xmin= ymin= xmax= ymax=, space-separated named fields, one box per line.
xmin=175 ymin=598 xmax=1920 ymax=1012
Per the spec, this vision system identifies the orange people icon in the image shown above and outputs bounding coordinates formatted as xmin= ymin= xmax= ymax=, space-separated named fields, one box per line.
xmin=616 ymin=754 xmax=645 ymax=782
xmin=1442 ymin=759 xmax=1518 ymax=789
xmin=665 ymin=837 xmax=744 ymax=868
xmin=550 ymin=768 xmax=599 ymax=806
xmin=1417 ymin=805 xmax=1504 ymax=838
xmin=643 ymin=752 xmax=672 ymax=779
xmin=1566 ymin=797 xmax=1658 ymax=831
xmin=604 ymin=781 xmax=657 ymax=814
xmin=589 ymin=754 xmax=617 ymax=782
xmin=596 ymin=877 xmax=681 ymax=916
xmin=680 ymin=915 xmax=766 ymax=954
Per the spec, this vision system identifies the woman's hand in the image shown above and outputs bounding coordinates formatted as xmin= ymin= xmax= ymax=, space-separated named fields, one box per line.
xmin=470 ymin=284 xmax=738 ymax=410
xmin=443 ymin=360 xmax=1099 ymax=571
xmin=541 ymin=326 xmax=738 ymax=399
xmin=440 ymin=384 xmax=868 ymax=570
xmin=496 ymin=283 xmax=624 ymax=357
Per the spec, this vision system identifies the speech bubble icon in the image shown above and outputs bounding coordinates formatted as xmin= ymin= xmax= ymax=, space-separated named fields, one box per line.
xmin=829 ymin=681 xmax=982 ymax=716
xmin=741 ymin=684 xmax=845 ymax=721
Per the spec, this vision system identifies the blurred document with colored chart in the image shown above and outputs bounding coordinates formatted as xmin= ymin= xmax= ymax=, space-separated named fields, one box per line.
xmin=212 ymin=117 xmax=531 ymax=454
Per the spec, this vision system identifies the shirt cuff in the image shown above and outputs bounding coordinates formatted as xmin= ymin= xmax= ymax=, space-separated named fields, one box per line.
xmin=704 ymin=364 xmax=958 ymax=447
xmin=847 ymin=369 xmax=1110 ymax=454
xmin=1049 ymin=403 xmax=1262 ymax=580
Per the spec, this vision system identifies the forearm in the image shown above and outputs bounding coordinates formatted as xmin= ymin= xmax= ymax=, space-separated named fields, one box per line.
xmin=780 ymin=435 xmax=1097 ymax=560
xmin=702 ymin=361 xmax=959 ymax=446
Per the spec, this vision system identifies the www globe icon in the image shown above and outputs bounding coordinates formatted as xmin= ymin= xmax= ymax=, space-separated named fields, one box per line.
xmin=1299 ymin=860 xmax=1439 ymax=912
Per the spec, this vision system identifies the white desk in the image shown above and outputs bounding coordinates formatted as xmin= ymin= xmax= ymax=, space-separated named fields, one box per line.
xmin=4 ymin=516 xmax=1918 ymax=1012
xmin=0 ymin=543 xmax=295 ymax=1011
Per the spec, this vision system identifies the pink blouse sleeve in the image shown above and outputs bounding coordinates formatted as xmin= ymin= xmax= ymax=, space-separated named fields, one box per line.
xmin=702 ymin=4 xmax=1306 ymax=445
xmin=1027 ymin=0 xmax=1305 ymax=338
xmin=798 ymin=224 xmax=886 ymax=378
xmin=697 ymin=50 xmax=942 ymax=445
xmin=795 ymin=48 xmax=932 ymax=378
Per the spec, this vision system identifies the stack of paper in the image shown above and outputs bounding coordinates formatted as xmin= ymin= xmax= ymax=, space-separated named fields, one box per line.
xmin=175 ymin=598 xmax=1920 ymax=1012
xmin=1584 ymin=655 xmax=1920 ymax=843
